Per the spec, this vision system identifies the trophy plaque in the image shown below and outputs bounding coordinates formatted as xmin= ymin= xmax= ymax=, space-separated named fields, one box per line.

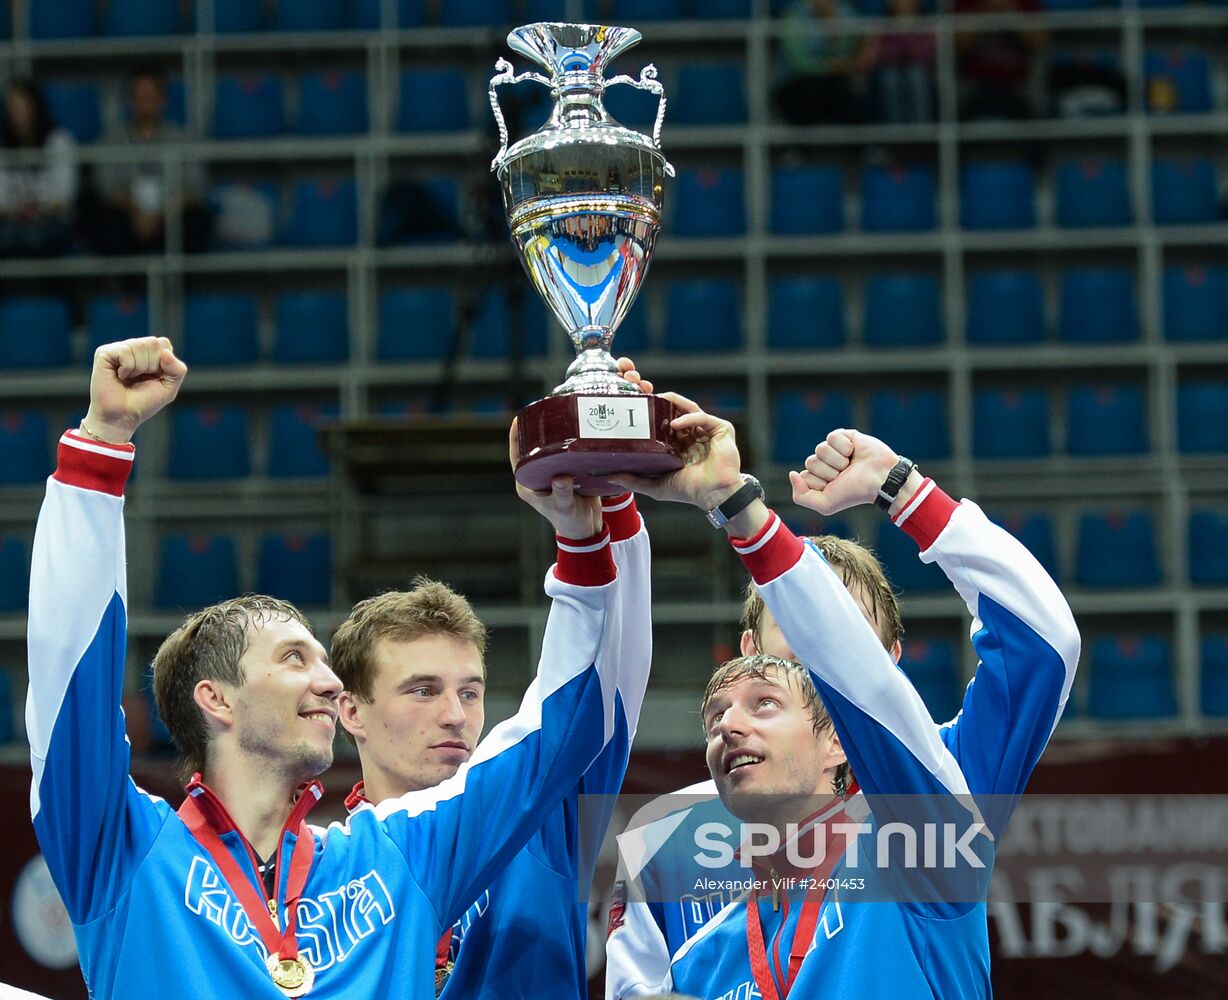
xmin=490 ymin=22 xmax=684 ymax=495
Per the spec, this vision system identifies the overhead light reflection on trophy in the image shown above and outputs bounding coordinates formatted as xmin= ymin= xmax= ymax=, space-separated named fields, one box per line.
xmin=489 ymin=21 xmax=684 ymax=495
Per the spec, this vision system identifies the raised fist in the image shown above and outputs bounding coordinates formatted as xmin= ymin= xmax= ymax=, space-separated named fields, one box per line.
xmin=82 ymin=337 xmax=188 ymax=445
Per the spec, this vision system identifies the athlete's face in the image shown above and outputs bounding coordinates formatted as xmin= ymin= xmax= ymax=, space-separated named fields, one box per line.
xmin=339 ymin=634 xmax=486 ymax=797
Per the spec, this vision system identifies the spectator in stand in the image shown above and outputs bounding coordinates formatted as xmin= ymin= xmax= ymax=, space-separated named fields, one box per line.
xmin=875 ymin=0 xmax=937 ymax=123
xmin=954 ymin=0 xmax=1047 ymax=121
xmin=88 ymin=65 xmax=212 ymax=254
xmin=0 ymin=79 xmax=78 ymax=257
xmin=775 ymin=0 xmax=877 ymax=126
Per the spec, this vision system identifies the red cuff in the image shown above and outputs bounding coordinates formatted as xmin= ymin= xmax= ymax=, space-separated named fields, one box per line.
xmin=53 ymin=430 xmax=135 ymax=497
xmin=600 ymin=493 xmax=641 ymax=543
xmin=729 ymin=510 xmax=806 ymax=585
xmin=554 ymin=527 xmax=617 ymax=587
xmin=891 ymin=478 xmax=958 ymax=552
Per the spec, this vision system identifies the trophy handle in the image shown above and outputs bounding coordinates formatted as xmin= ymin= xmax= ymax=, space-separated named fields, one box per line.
xmin=604 ymin=65 xmax=676 ymax=177
xmin=489 ymin=58 xmax=552 ymax=171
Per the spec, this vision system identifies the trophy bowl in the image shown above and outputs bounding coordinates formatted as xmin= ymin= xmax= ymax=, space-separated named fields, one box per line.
xmin=490 ymin=22 xmax=685 ymax=495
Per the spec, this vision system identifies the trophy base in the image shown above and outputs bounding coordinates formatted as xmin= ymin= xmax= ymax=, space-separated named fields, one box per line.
xmin=515 ymin=393 xmax=683 ymax=496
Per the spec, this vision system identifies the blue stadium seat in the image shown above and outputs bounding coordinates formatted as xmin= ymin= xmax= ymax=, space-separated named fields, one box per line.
xmin=0 ymin=298 xmax=71 ymax=368
xmin=995 ymin=511 xmax=1060 ymax=580
xmin=1202 ymin=635 xmax=1228 ymax=716
xmin=611 ymin=301 xmax=649 ymax=354
xmin=1163 ymin=266 xmax=1228 ymax=342
xmin=1058 ymin=269 xmax=1139 ymax=343
xmin=863 ymin=274 xmax=942 ymax=347
xmin=768 ymin=276 xmax=846 ymax=349
xmin=437 ymin=0 xmax=515 ymax=24
xmin=609 ymin=0 xmax=685 ymax=18
xmin=257 ymin=533 xmax=332 ymax=607
xmin=298 ymin=71 xmax=368 ymax=135
xmin=182 ymin=294 xmax=259 ymax=366
xmin=672 ymin=167 xmax=746 ymax=237
xmin=397 ymin=69 xmax=470 ymax=132
xmin=694 ymin=0 xmax=753 ymax=14
xmin=900 ymin=638 xmax=962 ymax=723
xmin=267 ymin=403 xmax=338 ymax=478
xmin=965 ymin=272 xmax=1045 ymax=345
xmin=43 ymin=82 xmax=102 ymax=142
xmin=1177 ymin=382 xmax=1228 ymax=453
xmin=377 ymin=287 xmax=455 ymax=361
xmin=398 ymin=0 xmax=428 ymax=25
xmin=273 ymin=292 xmax=348 ymax=364
xmin=0 ymin=0 xmax=7 ymax=40
xmin=87 ymin=295 xmax=149 ymax=351
xmin=521 ymin=0 xmax=569 ymax=20
xmin=1189 ymin=510 xmax=1228 ymax=585
xmin=664 ymin=280 xmax=741 ymax=352
xmin=471 ymin=288 xmax=549 ymax=359
xmin=1088 ymin=636 xmax=1175 ymax=719
xmin=1076 ymin=510 xmax=1161 ymax=587
xmin=770 ymin=165 xmax=844 ymax=234
xmin=1144 ymin=50 xmax=1213 ymax=113
xmin=861 ymin=164 xmax=936 ymax=232
xmin=350 ymin=0 xmax=427 ymax=27
xmin=973 ymin=388 xmax=1050 ymax=458
xmin=167 ymin=406 xmax=251 ymax=479
xmin=1152 ymin=158 xmax=1220 ymax=225
xmin=0 ymin=411 xmax=51 ymax=485
xmin=672 ymin=64 xmax=747 ymax=124
xmin=273 ymin=0 xmax=345 ymax=30
xmin=960 ymin=161 xmax=1036 ymax=229
xmin=106 ymin=0 xmax=179 ymax=35
xmin=874 ymin=520 xmax=950 ymax=592
xmin=771 ymin=391 xmax=852 ymax=465
xmin=285 ymin=178 xmax=358 ymax=246
xmin=214 ymin=75 xmax=285 ymax=138
xmin=155 ymin=534 xmax=240 ymax=610
xmin=30 ymin=0 xmax=94 ymax=37
xmin=1066 ymin=384 xmax=1147 ymax=456
xmin=869 ymin=389 xmax=949 ymax=460
xmin=210 ymin=0 xmax=263 ymax=31
xmin=603 ymin=80 xmax=658 ymax=130
xmin=1055 ymin=159 xmax=1131 ymax=227
xmin=0 ymin=536 xmax=28 ymax=611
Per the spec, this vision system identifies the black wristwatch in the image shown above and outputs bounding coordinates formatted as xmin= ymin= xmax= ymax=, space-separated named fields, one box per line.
xmin=706 ymin=474 xmax=764 ymax=529
xmin=875 ymin=457 xmax=917 ymax=512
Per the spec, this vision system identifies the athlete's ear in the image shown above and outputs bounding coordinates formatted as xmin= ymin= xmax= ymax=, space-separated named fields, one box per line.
xmin=193 ymin=679 xmax=234 ymax=732
xmin=337 ymin=690 xmax=366 ymax=743
xmin=739 ymin=629 xmax=758 ymax=657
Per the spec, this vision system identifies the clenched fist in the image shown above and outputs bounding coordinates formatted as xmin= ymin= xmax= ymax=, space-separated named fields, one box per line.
xmin=81 ymin=337 xmax=188 ymax=445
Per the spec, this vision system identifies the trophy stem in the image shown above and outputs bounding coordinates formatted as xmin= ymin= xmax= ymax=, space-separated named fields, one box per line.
xmin=555 ymin=347 xmax=641 ymax=396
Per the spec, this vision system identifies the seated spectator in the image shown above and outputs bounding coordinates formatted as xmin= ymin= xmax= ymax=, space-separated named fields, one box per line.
xmin=0 ymin=79 xmax=78 ymax=257
xmin=954 ymin=0 xmax=1047 ymax=121
xmin=85 ymin=65 xmax=212 ymax=254
xmin=875 ymin=0 xmax=937 ymax=123
xmin=775 ymin=0 xmax=876 ymax=126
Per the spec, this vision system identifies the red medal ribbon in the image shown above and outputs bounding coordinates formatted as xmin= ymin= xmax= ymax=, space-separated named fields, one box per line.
xmin=178 ymin=774 xmax=321 ymax=965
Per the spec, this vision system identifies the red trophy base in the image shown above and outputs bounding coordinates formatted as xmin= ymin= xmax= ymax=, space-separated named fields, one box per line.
xmin=515 ymin=393 xmax=683 ymax=496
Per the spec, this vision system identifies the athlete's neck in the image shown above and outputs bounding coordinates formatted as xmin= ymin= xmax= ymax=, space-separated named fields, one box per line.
xmin=204 ymin=765 xmax=300 ymax=860
xmin=359 ymin=766 xmax=429 ymax=805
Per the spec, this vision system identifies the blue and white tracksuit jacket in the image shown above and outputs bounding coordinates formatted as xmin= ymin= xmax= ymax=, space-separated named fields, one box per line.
xmin=26 ymin=429 xmax=648 ymax=1000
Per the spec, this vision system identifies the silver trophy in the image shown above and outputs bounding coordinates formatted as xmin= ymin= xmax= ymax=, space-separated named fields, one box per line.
xmin=490 ymin=22 xmax=683 ymax=494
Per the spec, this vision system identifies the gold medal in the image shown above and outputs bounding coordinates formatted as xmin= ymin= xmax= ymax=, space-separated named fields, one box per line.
xmin=434 ymin=960 xmax=454 ymax=997
xmin=267 ymin=953 xmax=315 ymax=997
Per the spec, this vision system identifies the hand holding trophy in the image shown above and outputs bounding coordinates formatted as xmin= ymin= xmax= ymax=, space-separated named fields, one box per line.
xmin=490 ymin=21 xmax=684 ymax=495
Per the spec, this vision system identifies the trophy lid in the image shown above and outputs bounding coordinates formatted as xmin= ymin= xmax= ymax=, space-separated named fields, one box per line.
xmin=507 ymin=23 xmax=642 ymax=83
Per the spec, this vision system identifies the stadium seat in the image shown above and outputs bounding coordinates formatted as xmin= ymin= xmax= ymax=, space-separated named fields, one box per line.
xmin=0 ymin=536 xmax=28 ymax=611
xmin=672 ymin=167 xmax=746 ymax=237
xmin=1201 ymin=635 xmax=1228 ymax=716
xmin=0 ymin=297 xmax=71 ymax=368
xmin=166 ymin=406 xmax=251 ymax=479
xmin=106 ymin=0 xmax=180 ymax=35
xmin=960 ymin=161 xmax=1036 ymax=229
xmin=30 ymin=0 xmax=94 ymax=37
xmin=900 ymin=638 xmax=962 ymax=723
xmin=87 ymin=295 xmax=149 ymax=351
xmin=0 ymin=411 xmax=51 ymax=485
xmin=768 ymin=276 xmax=846 ymax=349
xmin=694 ymin=0 xmax=754 ymax=14
xmin=348 ymin=0 xmax=426 ymax=27
xmin=470 ymin=287 xmax=549 ymax=359
xmin=273 ymin=292 xmax=349 ymax=364
xmin=285 ymin=178 xmax=358 ymax=246
xmin=1088 ymin=635 xmax=1175 ymax=719
xmin=771 ymin=391 xmax=852 ymax=465
xmin=869 ymin=389 xmax=950 ymax=461
xmin=965 ymin=272 xmax=1045 ymax=345
xmin=1163 ymin=266 xmax=1228 ymax=342
xmin=214 ymin=74 xmax=285 ymax=138
xmin=972 ymin=388 xmax=1051 ymax=459
xmin=770 ymin=165 xmax=844 ymax=234
xmin=671 ymin=63 xmax=747 ymax=124
xmin=863 ymin=274 xmax=942 ymax=347
xmin=1177 ymin=382 xmax=1228 ymax=453
xmin=377 ymin=287 xmax=456 ymax=361
xmin=377 ymin=176 xmax=461 ymax=245
xmin=874 ymin=521 xmax=950 ymax=592
xmin=1055 ymin=159 xmax=1131 ymax=227
xmin=1075 ymin=510 xmax=1161 ymax=587
xmin=273 ymin=0 xmax=345 ymax=30
xmin=181 ymin=294 xmax=259 ymax=366
xmin=1066 ymin=384 xmax=1148 ymax=455
xmin=1058 ymin=269 xmax=1139 ymax=343
xmin=257 ymin=533 xmax=332 ymax=607
xmin=521 ymin=0 xmax=569 ymax=20
xmin=267 ymin=403 xmax=338 ymax=478
xmin=210 ymin=0 xmax=264 ymax=30
xmin=298 ymin=71 xmax=368 ymax=135
xmin=995 ymin=511 xmax=1060 ymax=580
xmin=611 ymin=301 xmax=649 ymax=354
xmin=1152 ymin=158 xmax=1220 ymax=225
xmin=398 ymin=0 xmax=428 ymax=25
xmin=437 ymin=0 xmax=515 ymax=24
xmin=155 ymin=534 xmax=240 ymax=610
xmin=397 ymin=69 xmax=470 ymax=132
xmin=664 ymin=280 xmax=741 ymax=352
xmin=609 ymin=0 xmax=685 ymax=18
xmin=861 ymin=163 xmax=936 ymax=232
xmin=603 ymin=80 xmax=658 ymax=130
xmin=43 ymin=82 xmax=102 ymax=142
xmin=1189 ymin=509 xmax=1228 ymax=585
xmin=1144 ymin=50 xmax=1213 ymax=113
